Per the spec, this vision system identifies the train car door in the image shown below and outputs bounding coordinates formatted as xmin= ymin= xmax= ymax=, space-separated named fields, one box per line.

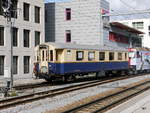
xmin=39 ymin=45 xmax=49 ymax=73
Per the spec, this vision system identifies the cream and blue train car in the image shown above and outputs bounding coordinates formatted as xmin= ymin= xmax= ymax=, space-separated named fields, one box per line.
xmin=34 ymin=43 xmax=129 ymax=81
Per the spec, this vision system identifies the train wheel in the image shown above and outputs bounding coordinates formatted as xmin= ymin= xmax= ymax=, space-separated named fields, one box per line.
xmin=62 ymin=76 xmax=68 ymax=82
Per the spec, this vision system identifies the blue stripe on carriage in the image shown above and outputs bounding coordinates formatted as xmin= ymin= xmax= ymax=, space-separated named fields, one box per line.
xmin=48 ymin=62 xmax=129 ymax=75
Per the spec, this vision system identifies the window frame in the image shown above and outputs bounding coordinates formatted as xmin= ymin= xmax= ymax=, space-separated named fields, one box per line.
xmin=24 ymin=56 xmax=30 ymax=74
xmin=0 ymin=26 xmax=4 ymax=46
xmin=66 ymin=30 xmax=71 ymax=43
xmin=109 ymin=52 xmax=114 ymax=61
xmin=99 ymin=52 xmax=105 ymax=61
xmin=13 ymin=56 xmax=18 ymax=74
xmin=35 ymin=6 xmax=40 ymax=23
xmin=12 ymin=27 xmax=18 ymax=47
xmin=23 ymin=29 xmax=30 ymax=48
xmin=66 ymin=8 xmax=71 ymax=20
xmin=88 ymin=51 xmax=95 ymax=61
xmin=76 ymin=51 xmax=84 ymax=61
xmin=35 ymin=31 xmax=40 ymax=46
xmin=0 ymin=56 xmax=4 ymax=76
xmin=23 ymin=2 xmax=30 ymax=21
xmin=118 ymin=52 xmax=122 ymax=60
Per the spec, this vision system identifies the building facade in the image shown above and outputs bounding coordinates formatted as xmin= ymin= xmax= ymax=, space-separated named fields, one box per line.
xmin=119 ymin=19 xmax=150 ymax=48
xmin=108 ymin=22 xmax=143 ymax=48
xmin=0 ymin=0 xmax=45 ymax=80
xmin=45 ymin=0 xmax=142 ymax=49
xmin=45 ymin=0 xmax=109 ymax=45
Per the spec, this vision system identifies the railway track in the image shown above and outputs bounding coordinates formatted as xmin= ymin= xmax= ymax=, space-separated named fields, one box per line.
xmin=0 ymin=75 xmax=140 ymax=110
xmin=11 ymin=74 xmax=148 ymax=91
xmin=62 ymin=80 xmax=150 ymax=113
xmin=0 ymin=74 xmax=149 ymax=110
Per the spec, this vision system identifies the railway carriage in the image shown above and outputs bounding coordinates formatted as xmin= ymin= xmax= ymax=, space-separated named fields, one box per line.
xmin=34 ymin=43 xmax=129 ymax=81
xmin=129 ymin=47 xmax=150 ymax=73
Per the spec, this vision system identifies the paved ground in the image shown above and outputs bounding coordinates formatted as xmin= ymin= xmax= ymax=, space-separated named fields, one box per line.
xmin=106 ymin=88 xmax=150 ymax=113
xmin=0 ymin=76 xmax=45 ymax=87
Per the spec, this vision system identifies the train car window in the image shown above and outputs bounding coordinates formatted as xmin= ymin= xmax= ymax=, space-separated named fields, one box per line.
xmin=46 ymin=51 xmax=48 ymax=61
xmin=67 ymin=50 xmax=71 ymax=55
xmin=125 ymin=53 xmax=127 ymax=60
xmin=109 ymin=52 xmax=114 ymax=60
xmin=42 ymin=50 xmax=45 ymax=61
xmin=118 ymin=53 xmax=122 ymax=60
xmin=136 ymin=51 xmax=141 ymax=58
xmin=129 ymin=52 xmax=135 ymax=58
xmin=50 ymin=50 xmax=53 ymax=61
xmin=88 ymin=52 xmax=95 ymax=61
xmin=76 ymin=51 xmax=84 ymax=61
xmin=99 ymin=52 xmax=105 ymax=61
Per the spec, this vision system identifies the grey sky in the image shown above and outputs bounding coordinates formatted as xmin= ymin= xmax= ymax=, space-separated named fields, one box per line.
xmin=108 ymin=0 xmax=150 ymax=12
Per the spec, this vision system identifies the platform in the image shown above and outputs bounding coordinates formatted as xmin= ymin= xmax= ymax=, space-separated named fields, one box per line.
xmin=106 ymin=88 xmax=150 ymax=113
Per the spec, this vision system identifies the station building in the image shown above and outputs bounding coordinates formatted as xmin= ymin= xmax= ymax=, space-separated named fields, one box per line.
xmin=119 ymin=19 xmax=150 ymax=48
xmin=45 ymin=0 xmax=143 ymax=48
xmin=0 ymin=0 xmax=45 ymax=80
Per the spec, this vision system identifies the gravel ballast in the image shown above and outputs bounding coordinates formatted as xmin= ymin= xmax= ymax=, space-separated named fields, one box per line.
xmin=1 ymin=75 xmax=150 ymax=113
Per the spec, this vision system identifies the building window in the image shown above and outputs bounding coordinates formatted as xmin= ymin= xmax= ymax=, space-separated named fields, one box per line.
xmin=0 ymin=26 xmax=4 ymax=46
xmin=118 ymin=53 xmax=122 ymax=60
xmin=35 ymin=6 xmax=40 ymax=23
xmin=76 ymin=51 xmax=84 ymax=61
xmin=23 ymin=3 xmax=30 ymax=21
xmin=24 ymin=29 xmax=30 ymax=47
xmin=99 ymin=52 xmax=105 ymax=61
xmin=109 ymin=32 xmax=129 ymax=44
xmin=88 ymin=52 xmax=95 ymax=61
xmin=10 ymin=0 xmax=18 ymax=18
xmin=109 ymin=52 xmax=114 ymax=60
xmin=0 ymin=56 xmax=4 ymax=76
xmin=0 ymin=0 xmax=2 ymax=15
xmin=66 ymin=8 xmax=71 ymax=20
xmin=132 ymin=22 xmax=144 ymax=29
xmin=13 ymin=56 xmax=18 ymax=74
xmin=35 ymin=31 xmax=40 ymax=46
xmin=12 ymin=27 xmax=18 ymax=47
xmin=66 ymin=30 xmax=71 ymax=42
xmin=24 ymin=56 xmax=30 ymax=74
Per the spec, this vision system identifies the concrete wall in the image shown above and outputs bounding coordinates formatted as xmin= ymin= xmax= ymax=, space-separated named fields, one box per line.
xmin=46 ymin=0 xmax=104 ymax=45
xmin=0 ymin=0 xmax=45 ymax=80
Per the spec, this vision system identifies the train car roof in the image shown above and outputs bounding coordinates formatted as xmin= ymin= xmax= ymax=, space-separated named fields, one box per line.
xmin=134 ymin=47 xmax=150 ymax=51
xmin=40 ymin=42 xmax=128 ymax=52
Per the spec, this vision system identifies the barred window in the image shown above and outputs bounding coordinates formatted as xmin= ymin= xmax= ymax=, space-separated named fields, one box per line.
xmin=24 ymin=56 xmax=30 ymax=74
xmin=0 ymin=56 xmax=4 ymax=76
xmin=76 ymin=51 xmax=84 ymax=61
xmin=99 ymin=52 xmax=105 ymax=61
